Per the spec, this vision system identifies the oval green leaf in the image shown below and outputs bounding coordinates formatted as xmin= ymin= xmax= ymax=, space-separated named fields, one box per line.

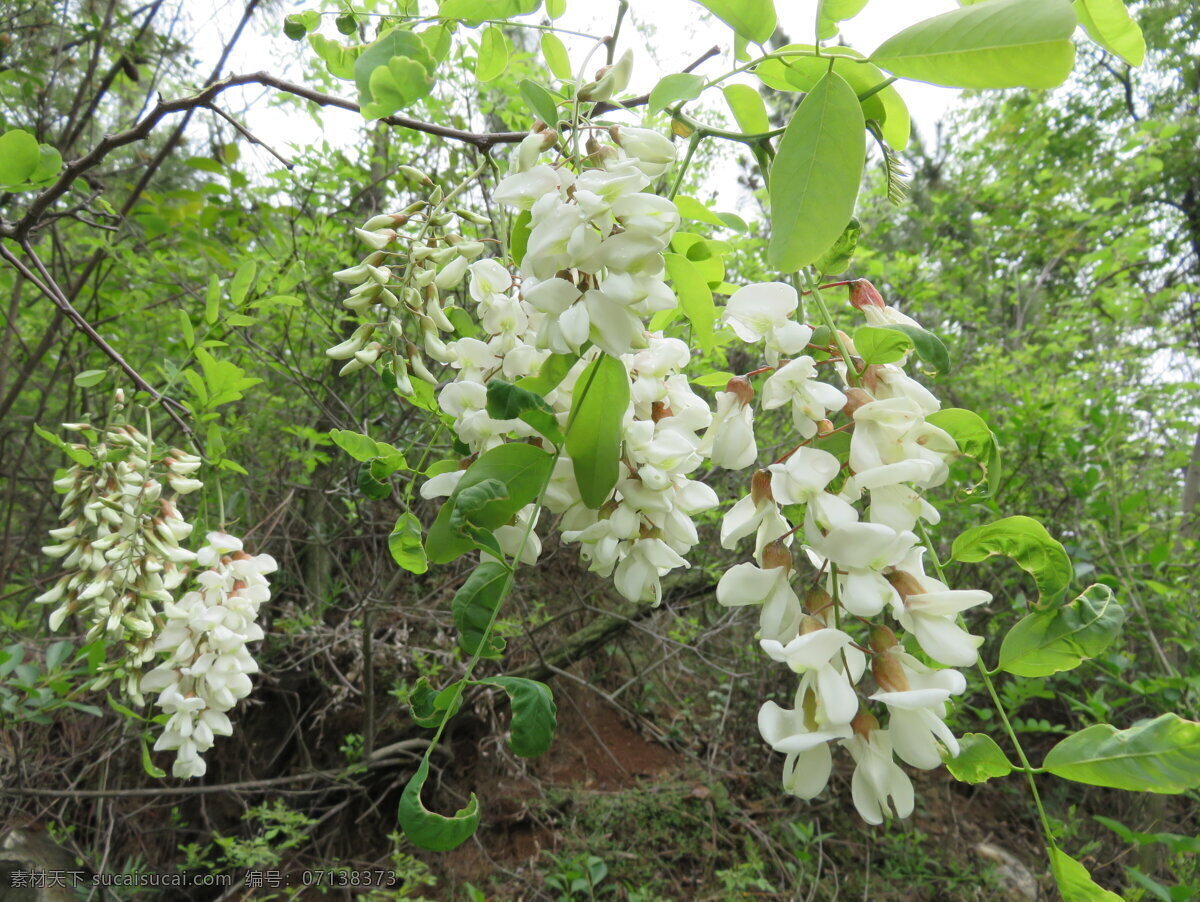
xmin=399 ymin=758 xmax=480 ymax=851
xmin=649 ymin=73 xmax=705 ymax=114
xmin=0 ymin=129 xmax=41 ymax=185
xmin=1074 ymin=0 xmax=1146 ymax=67
xmin=945 ymin=733 xmax=1015 ymax=784
xmin=389 ymin=512 xmax=428 ymax=574
xmin=452 ymin=561 xmax=510 ymax=659
xmin=767 ymin=70 xmax=865 ymax=273
xmin=693 ymin=0 xmax=777 ymax=44
xmin=951 ymin=515 xmax=1072 ymax=604
xmin=566 ymin=354 xmax=629 ymax=510
xmin=474 ymin=676 xmax=557 ymax=757
xmin=1042 ymin=713 xmax=1200 ymax=794
xmin=870 ymin=0 xmax=1077 ymax=90
xmin=722 ymin=84 xmax=771 ymax=135
xmin=998 ymin=584 xmax=1124 ymax=678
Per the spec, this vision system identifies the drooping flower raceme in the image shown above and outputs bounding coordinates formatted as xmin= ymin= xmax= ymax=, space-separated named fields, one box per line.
xmin=36 ymin=410 xmax=202 ymax=703
xmin=714 ymin=281 xmax=992 ymax=824
xmin=140 ymin=532 xmax=277 ymax=779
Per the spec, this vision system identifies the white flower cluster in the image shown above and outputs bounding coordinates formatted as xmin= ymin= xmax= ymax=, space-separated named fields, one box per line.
xmin=334 ymin=124 xmax=724 ymax=605
xmin=140 ymin=532 xmax=277 ymax=779
xmin=36 ymin=416 xmax=202 ymax=702
xmin=713 ymin=280 xmax=992 ymax=824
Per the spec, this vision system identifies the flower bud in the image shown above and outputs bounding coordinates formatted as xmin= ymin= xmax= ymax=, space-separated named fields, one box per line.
xmin=841 ymin=387 xmax=874 ymax=416
xmin=761 ymin=540 xmax=792 ymax=571
xmin=868 ymin=624 xmax=900 ymax=654
xmin=872 ymin=652 xmax=911 ymax=693
xmin=816 ymin=418 xmax=834 ymax=436
xmin=399 ymin=165 xmax=433 ymax=186
xmin=804 ymin=586 xmax=832 ymax=616
xmin=851 ymin=709 xmax=879 ymax=739
xmin=610 ymin=125 xmax=676 ymax=165
xmin=848 ymin=279 xmax=886 ymax=310
xmin=885 ymin=569 xmax=925 ymax=600
xmin=750 ymin=469 xmax=773 ymax=506
xmin=725 ymin=375 xmax=754 ymax=405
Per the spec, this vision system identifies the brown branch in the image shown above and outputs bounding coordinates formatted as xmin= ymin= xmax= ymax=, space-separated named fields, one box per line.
xmin=1 ymin=45 xmax=723 ymax=241
xmin=205 ymin=102 xmax=294 ymax=170
xmin=0 ymin=242 xmax=192 ymax=435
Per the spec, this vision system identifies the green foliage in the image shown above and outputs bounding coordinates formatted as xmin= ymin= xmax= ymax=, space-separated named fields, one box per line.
xmin=952 ymin=515 xmax=1073 ymax=604
xmin=472 ymin=676 xmax=557 ymax=757
xmin=398 ymin=759 xmax=480 ymax=852
xmin=767 ymin=71 xmax=865 ymax=272
xmin=998 ymin=584 xmax=1125 ymax=677
xmin=692 ymin=0 xmax=777 ymax=44
xmin=945 ymin=732 xmax=1014 ymax=783
xmin=870 ymin=0 xmax=1078 ymax=90
xmin=565 ymin=354 xmax=629 ymax=509
xmin=451 ymin=562 xmax=510 ymax=659
xmin=1042 ymin=714 xmax=1200 ymax=793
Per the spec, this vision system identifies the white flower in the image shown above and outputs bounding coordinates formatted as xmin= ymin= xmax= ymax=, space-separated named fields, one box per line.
xmin=760 ymin=625 xmax=863 ymax=723
xmin=761 ymin=357 xmax=845 ymax=438
xmin=699 ymin=390 xmax=756 ymax=470
xmin=724 ymin=283 xmax=813 ymax=365
xmin=841 ymin=720 xmax=915 ymax=824
xmin=716 ymin=561 xmax=802 ymax=642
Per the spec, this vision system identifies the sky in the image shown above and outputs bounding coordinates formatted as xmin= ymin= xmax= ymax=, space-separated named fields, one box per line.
xmin=189 ymin=0 xmax=968 ymax=208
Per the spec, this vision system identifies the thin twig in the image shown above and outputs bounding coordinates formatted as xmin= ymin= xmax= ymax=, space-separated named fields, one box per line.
xmin=205 ymin=102 xmax=294 ymax=170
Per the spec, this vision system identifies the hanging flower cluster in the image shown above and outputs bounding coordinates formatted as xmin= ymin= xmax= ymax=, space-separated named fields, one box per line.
xmin=331 ymin=124 xmax=723 ymax=605
xmin=140 ymin=532 xmax=277 ymax=779
xmin=327 ymin=109 xmax=989 ymax=821
xmin=35 ymin=404 xmax=202 ymax=703
xmin=714 ymin=280 xmax=991 ymax=824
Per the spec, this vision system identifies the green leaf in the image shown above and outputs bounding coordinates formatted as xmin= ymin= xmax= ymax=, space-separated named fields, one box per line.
xmin=30 ymin=144 xmax=62 ymax=184
xmin=816 ymin=217 xmax=859 ymax=274
xmin=426 ymin=443 xmax=555 ymax=564
xmin=486 ymin=379 xmax=563 ymax=443
xmin=693 ymin=0 xmax=777 ymax=44
xmin=399 ymin=758 xmax=480 ymax=851
xmin=1074 ymin=0 xmax=1146 ymax=66
xmin=816 ymin=0 xmax=870 ymax=40
xmin=510 ymin=209 xmax=532 ymax=266
xmin=309 ymin=33 xmax=363 ymax=80
xmin=1094 ymin=816 xmax=1200 ymax=856
xmin=945 ymin=733 xmax=1014 ymax=784
xmin=0 ymin=129 xmax=42 ymax=185
xmin=881 ymin=323 xmax=950 ymax=375
xmin=178 ymin=311 xmax=195 ymax=349
xmin=45 ymin=640 xmax=72 ymax=672
xmin=336 ymin=12 xmax=358 ymax=35
xmin=517 ymin=352 xmax=576 ymax=396
xmin=1048 ymin=846 xmax=1125 ymax=902
xmin=870 ymin=0 xmax=1077 ymax=90
xmin=204 ymin=274 xmax=221 ymax=325
xmin=999 ymin=584 xmax=1124 ymax=678
xmin=229 ymin=261 xmax=257 ymax=306
xmin=354 ymin=29 xmax=436 ymax=119
xmin=520 ymin=80 xmax=559 ymax=128
xmin=1043 ymin=713 xmax=1200 ymax=794
xmin=451 ymin=562 xmax=510 ymax=659
xmin=722 ymin=84 xmax=771 ymax=134
xmin=329 ymin=429 xmax=382 ymax=462
xmin=389 ymin=512 xmax=428 ymax=574
xmin=476 ymin=26 xmax=510 ymax=83
xmin=951 ymin=515 xmax=1072 ymax=604
xmin=767 ymin=71 xmax=865 ymax=273
xmin=664 ymin=254 xmax=716 ymax=350
xmin=674 ymin=196 xmax=725 ymax=227
xmin=408 ymin=676 xmax=463 ymax=728
xmin=649 ymin=73 xmax=705 ymax=113
xmin=754 ymin=46 xmax=910 ymax=150
xmin=107 ymin=694 xmax=147 ymax=721
xmin=853 ymin=325 xmax=912 ymax=365
xmin=141 ymin=736 xmax=167 ymax=778
xmin=927 ymin=408 xmax=1001 ymax=496
xmin=566 ymin=355 xmax=629 ymax=510
xmin=283 ymin=12 xmax=318 ymax=40
xmin=474 ymin=676 xmax=557 ymax=757
xmin=439 ymin=0 xmax=540 ymax=26
xmin=73 ymin=369 xmax=107 ymax=388
xmin=33 ymin=424 xmax=94 ymax=467
xmin=541 ymin=33 xmax=573 ymax=80
xmin=419 ymin=24 xmax=453 ymax=63
xmin=357 ymin=461 xmax=391 ymax=499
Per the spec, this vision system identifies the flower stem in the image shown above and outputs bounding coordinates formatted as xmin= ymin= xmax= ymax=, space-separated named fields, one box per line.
xmin=802 ymin=269 xmax=859 ymax=386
